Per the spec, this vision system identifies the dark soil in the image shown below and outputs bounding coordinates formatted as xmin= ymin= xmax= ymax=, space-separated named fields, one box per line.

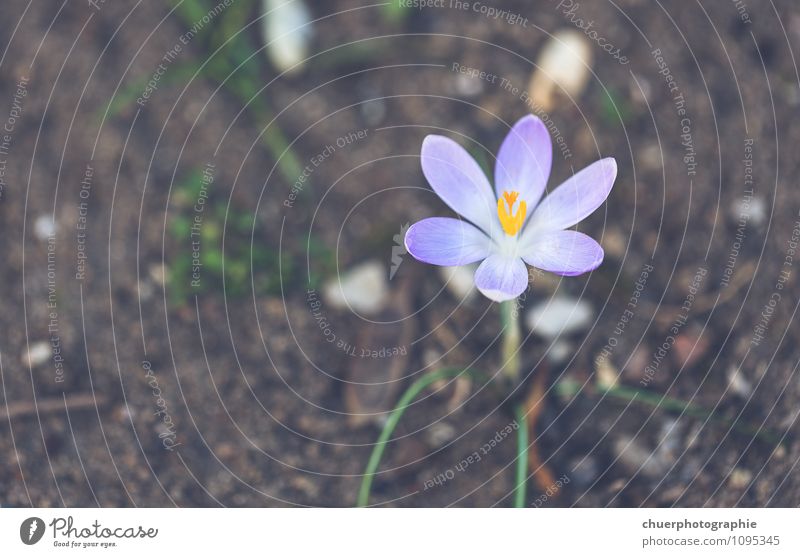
xmin=1 ymin=0 xmax=799 ymax=507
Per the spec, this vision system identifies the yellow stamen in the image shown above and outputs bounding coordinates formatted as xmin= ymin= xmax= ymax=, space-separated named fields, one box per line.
xmin=497 ymin=190 xmax=526 ymax=236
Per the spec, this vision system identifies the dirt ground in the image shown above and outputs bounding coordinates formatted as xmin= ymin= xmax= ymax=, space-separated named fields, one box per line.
xmin=1 ymin=0 xmax=800 ymax=507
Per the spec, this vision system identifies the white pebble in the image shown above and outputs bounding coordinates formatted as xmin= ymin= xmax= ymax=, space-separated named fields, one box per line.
xmin=438 ymin=264 xmax=478 ymax=301
xmin=360 ymin=98 xmax=386 ymax=126
xmin=595 ymin=356 xmax=619 ymax=389
xmin=425 ymin=422 xmax=456 ymax=448
xmin=528 ymin=30 xmax=593 ymax=112
xmin=323 ymin=260 xmax=389 ymax=315
xmin=728 ymin=468 xmax=753 ymax=490
xmin=733 ymin=195 xmax=767 ymax=227
xmin=727 ymin=366 xmax=753 ymax=397
xmin=525 ymin=296 xmax=594 ymax=340
xmin=262 ymin=0 xmax=313 ymax=74
xmin=149 ymin=264 xmax=167 ymax=286
xmin=24 ymin=341 xmax=51 ymax=367
xmin=613 ymin=436 xmax=668 ymax=478
xmin=34 ymin=215 xmax=56 ymax=240
xmin=454 ymin=72 xmax=484 ymax=97
xmin=546 ymin=339 xmax=572 ymax=365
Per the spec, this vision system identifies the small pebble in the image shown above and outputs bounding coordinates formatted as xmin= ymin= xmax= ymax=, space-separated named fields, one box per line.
xmin=727 ymin=468 xmax=753 ymax=490
xmin=525 ymin=296 xmax=594 ymax=340
xmin=785 ymin=81 xmax=800 ymax=107
xmin=658 ymin=419 xmax=682 ymax=456
xmin=454 ymin=72 xmax=484 ymax=97
xmin=137 ymin=280 xmax=154 ymax=301
xmin=679 ymin=455 xmax=703 ymax=482
xmin=322 ymin=260 xmax=389 ymax=315
xmin=24 ymin=341 xmax=51 ymax=367
xmin=672 ymin=329 xmax=709 ymax=370
xmin=149 ymin=264 xmax=167 ymax=286
xmin=113 ymin=405 xmax=135 ymax=422
xmin=613 ymin=435 xmax=668 ymax=478
xmin=659 ymin=485 xmax=686 ymax=504
xmin=262 ymin=0 xmax=313 ymax=74
xmin=439 ymin=264 xmax=478 ymax=301
xmin=423 ymin=348 xmax=443 ymax=369
xmin=623 ymin=345 xmax=651 ymax=383
xmin=569 ymin=456 xmax=598 ymax=488
xmin=595 ymin=356 xmax=619 ymax=389
xmin=733 ymin=195 xmax=767 ymax=227
xmin=155 ymin=422 xmax=174 ymax=438
xmin=546 ymin=339 xmax=572 ymax=365
xmin=528 ymin=30 xmax=593 ymax=112
xmin=360 ymin=98 xmax=386 ymax=127
xmin=755 ymin=478 xmax=773 ymax=502
xmin=424 ymin=422 xmax=456 ymax=449
xmin=629 ymin=75 xmax=651 ymax=106
xmin=34 ymin=215 xmax=57 ymax=240
xmin=600 ymin=228 xmax=627 ymax=259
xmin=638 ymin=143 xmax=662 ymax=172
xmin=727 ymin=366 xmax=753 ymax=397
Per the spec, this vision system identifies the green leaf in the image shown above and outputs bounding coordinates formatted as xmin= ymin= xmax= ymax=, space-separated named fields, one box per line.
xmin=357 ymin=367 xmax=481 ymax=507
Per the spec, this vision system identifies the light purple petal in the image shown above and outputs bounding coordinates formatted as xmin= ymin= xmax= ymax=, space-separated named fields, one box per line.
xmin=405 ymin=217 xmax=492 ymax=266
xmin=494 ymin=115 xmax=552 ymax=210
xmin=473 ymin=254 xmax=529 ymax=302
xmin=521 ymin=230 xmax=604 ymax=276
xmin=524 ymin=158 xmax=617 ymax=235
xmin=421 ymin=135 xmax=498 ymax=235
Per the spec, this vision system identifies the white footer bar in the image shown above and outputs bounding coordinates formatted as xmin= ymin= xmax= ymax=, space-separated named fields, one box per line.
xmin=1 ymin=508 xmax=797 ymax=555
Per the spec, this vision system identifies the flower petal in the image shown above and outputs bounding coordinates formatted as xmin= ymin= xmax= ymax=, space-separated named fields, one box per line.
xmin=494 ymin=115 xmax=552 ymax=210
xmin=405 ymin=217 xmax=492 ymax=266
xmin=421 ymin=134 xmax=498 ymax=234
xmin=525 ymin=157 xmax=617 ymax=234
xmin=522 ymin=230 xmax=604 ymax=276
xmin=473 ymin=254 xmax=529 ymax=302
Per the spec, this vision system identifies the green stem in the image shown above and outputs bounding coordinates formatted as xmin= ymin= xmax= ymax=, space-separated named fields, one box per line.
xmin=500 ymin=299 xmax=522 ymax=381
xmin=357 ymin=367 xmax=475 ymax=507
xmin=513 ymin=404 xmax=529 ymax=508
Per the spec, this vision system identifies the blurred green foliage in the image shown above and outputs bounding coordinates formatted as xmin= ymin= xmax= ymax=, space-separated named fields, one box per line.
xmin=599 ymin=87 xmax=633 ymax=126
xmin=168 ymin=169 xmax=276 ymax=303
xmin=168 ymin=0 xmax=305 ymax=185
xmin=167 ymin=168 xmax=335 ymax=305
xmin=167 ymin=168 xmax=334 ymax=305
xmin=382 ymin=0 xmax=410 ymax=24
xmin=102 ymin=0 xmax=304 ymax=187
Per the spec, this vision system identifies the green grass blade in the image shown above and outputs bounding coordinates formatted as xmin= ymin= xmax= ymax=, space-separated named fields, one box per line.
xmin=356 ymin=367 xmax=475 ymax=507
xmin=556 ymin=378 xmax=785 ymax=446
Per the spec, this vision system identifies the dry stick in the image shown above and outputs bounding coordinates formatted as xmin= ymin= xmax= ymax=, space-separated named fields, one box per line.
xmin=522 ymin=364 xmax=557 ymax=494
xmin=0 ymin=394 xmax=108 ymax=420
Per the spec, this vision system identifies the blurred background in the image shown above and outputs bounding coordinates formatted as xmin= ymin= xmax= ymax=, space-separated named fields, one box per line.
xmin=1 ymin=0 xmax=799 ymax=507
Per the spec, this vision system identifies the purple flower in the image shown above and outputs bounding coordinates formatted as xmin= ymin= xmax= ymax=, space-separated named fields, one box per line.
xmin=405 ymin=115 xmax=617 ymax=302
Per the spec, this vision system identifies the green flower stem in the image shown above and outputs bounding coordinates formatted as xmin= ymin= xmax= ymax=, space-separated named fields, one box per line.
xmin=513 ymin=404 xmax=529 ymax=508
xmin=500 ymin=299 xmax=522 ymax=381
xmin=357 ymin=367 xmax=476 ymax=507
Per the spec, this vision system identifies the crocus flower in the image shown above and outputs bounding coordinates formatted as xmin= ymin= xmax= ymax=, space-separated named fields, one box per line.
xmin=405 ymin=115 xmax=617 ymax=302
